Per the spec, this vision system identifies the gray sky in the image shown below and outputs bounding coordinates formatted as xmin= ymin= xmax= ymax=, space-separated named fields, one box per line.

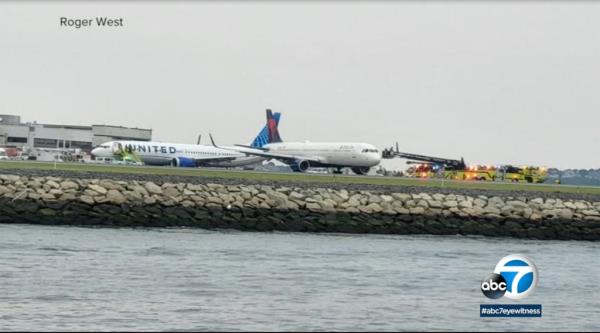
xmin=1 ymin=1 xmax=599 ymax=170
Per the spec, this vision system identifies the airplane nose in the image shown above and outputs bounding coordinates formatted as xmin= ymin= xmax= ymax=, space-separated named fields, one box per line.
xmin=91 ymin=148 xmax=101 ymax=157
xmin=372 ymin=153 xmax=382 ymax=165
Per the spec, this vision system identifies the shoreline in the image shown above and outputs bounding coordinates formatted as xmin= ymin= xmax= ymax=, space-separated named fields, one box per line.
xmin=0 ymin=171 xmax=599 ymax=241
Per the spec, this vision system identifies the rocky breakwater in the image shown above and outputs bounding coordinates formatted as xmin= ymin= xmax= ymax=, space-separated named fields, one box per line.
xmin=0 ymin=174 xmax=599 ymax=240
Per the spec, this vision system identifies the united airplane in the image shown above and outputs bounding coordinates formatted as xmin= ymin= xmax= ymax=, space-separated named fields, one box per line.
xmin=91 ymin=113 xmax=281 ymax=168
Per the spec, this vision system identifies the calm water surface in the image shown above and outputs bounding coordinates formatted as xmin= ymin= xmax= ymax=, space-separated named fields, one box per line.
xmin=0 ymin=224 xmax=598 ymax=331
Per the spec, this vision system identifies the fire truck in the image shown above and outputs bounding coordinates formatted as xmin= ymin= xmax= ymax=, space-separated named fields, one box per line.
xmin=382 ymin=144 xmax=548 ymax=183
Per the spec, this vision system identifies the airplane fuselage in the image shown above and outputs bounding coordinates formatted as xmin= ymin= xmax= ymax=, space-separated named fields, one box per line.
xmin=263 ymin=142 xmax=381 ymax=168
xmin=91 ymin=141 xmax=264 ymax=167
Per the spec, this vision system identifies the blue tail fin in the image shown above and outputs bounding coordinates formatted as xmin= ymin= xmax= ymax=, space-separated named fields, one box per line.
xmin=250 ymin=109 xmax=282 ymax=148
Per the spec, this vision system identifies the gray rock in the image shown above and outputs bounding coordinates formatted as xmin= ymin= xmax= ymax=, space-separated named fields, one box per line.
xmin=443 ymin=200 xmax=458 ymax=208
xmin=459 ymin=200 xmax=473 ymax=209
xmin=409 ymin=207 xmax=425 ymax=215
xmin=144 ymin=196 xmax=157 ymax=205
xmin=530 ymin=213 xmax=542 ymax=221
xmin=128 ymin=185 xmax=148 ymax=197
xmin=0 ymin=185 xmax=10 ymax=195
xmin=88 ymin=184 xmax=108 ymax=195
xmin=83 ymin=189 xmax=101 ymax=197
xmin=394 ymin=207 xmax=410 ymax=215
xmin=41 ymin=193 xmax=56 ymax=200
xmin=391 ymin=193 xmax=411 ymax=201
xmin=344 ymin=207 xmax=360 ymax=214
xmin=507 ymin=200 xmax=528 ymax=208
xmin=368 ymin=195 xmax=382 ymax=204
xmin=0 ymin=175 xmax=20 ymax=183
xmin=49 ymin=189 xmax=63 ymax=195
xmin=483 ymin=206 xmax=501 ymax=215
xmin=94 ymin=196 xmax=108 ymax=204
xmin=473 ymin=198 xmax=487 ymax=207
xmin=28 ymin=193 xmax=41 ymax=200
xmin=322 ymin=198 xmax=337 ymax=208
xmin=306 ymin=202 xmax=321 ymax=212
xmin=163 ymin=187 xmax=180 ymax=197
xmin=285 ymin=200 xmax=300 ymax=210
xmin=145 ymin=182 xmax=163 ymax=195
xmin=359 ymin=203 xmax=383 ymax=214
xmin=433 ymin=193 xmax=446 ymax=201
xmin=99 ymin=180 xmax=123 ymax=191
xmin=181 ymin=200 xmax=195 ymax=208
xmin=367 ymin=203 xmax=383 ymax=213
xmin=60 ymin=180 xmax=79 ymax=190
xmin=541 ymin=209 xmax=558 ymax=219
xmin=46 ymin=180 xmax=60 ymax=189
xmin=488 ymin=197 xmax=505 ymax=207
xmin=80 ymin=195 xmax=95 ymax=205
xmin=557 ymin=209 xmax=573 ymax=220
xmin=427 ymin=200 xmax=443 ymax=209
xmin=337 ymin=189 xmax=349 ymax=201
xmin=523 ymin=208 xmax=533 ymax=219
xmin=564 ymin=202 xmax=577 ymax=210
xmin=106 ymin=190 xmax=126 ymax=205
xmin=417 ymin=200 xmax=429 ymax=208
xmin=290 ymin=191 xmax=305 ymax=200
xmin=27 ymin=180 xmax=43 ymax=189
xmin=582 ymin=210 xmax=600 ymax=216
xmin=531 ymin=198 xmax=544 ymax=205
xmin=207 ymin=196 xmax=223 ymax=204
xmin=187 ymin=184 xmax=205 ymax=191
xmin=380 ymin=195 xmax=394 ymax=202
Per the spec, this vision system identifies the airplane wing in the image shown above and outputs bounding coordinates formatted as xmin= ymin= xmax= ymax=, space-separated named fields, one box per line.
xmin=193 ymin=156 xmax=239 ymax=165
xmin=229 ymin=149 xmax=323 ymax=164
xmin=208 ymin=133 xmax=322 ymax=164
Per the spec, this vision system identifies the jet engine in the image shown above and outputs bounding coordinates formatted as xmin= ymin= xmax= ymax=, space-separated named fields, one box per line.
xmin=290 ymin=160 xmax=310 ymax=172
xmin=171 ymin=157 xmax=196 ymax=168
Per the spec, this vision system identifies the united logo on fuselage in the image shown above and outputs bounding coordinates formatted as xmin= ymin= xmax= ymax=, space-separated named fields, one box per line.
xmin=123 ymin=144 xmax=177 ymax=154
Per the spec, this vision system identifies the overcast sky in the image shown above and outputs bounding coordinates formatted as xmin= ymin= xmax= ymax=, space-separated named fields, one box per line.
xmin=1 ymin=1 xmax=599 ymax=170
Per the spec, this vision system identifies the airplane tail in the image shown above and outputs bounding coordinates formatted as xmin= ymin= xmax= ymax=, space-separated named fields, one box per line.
xmin=250 ymin=109 xmax=282 ymax=148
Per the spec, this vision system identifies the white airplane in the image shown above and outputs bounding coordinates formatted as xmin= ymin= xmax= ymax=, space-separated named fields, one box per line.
xmin=90 ymin=112 xmax=282 ymax=168
xmin=212 ymin=110 xmax=381 ymax=175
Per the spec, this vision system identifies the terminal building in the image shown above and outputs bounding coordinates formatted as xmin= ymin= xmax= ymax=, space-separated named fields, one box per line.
xmin=0 ymin=114 xmax=152 ymax=152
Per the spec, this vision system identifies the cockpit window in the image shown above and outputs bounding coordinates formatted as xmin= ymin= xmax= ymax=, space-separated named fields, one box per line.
xmin=362 ymin=149 xmax=379 ymax=153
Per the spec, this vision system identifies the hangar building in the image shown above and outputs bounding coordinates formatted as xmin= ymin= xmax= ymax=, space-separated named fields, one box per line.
xmin=0 ymin=114 xmax=152 ymax=152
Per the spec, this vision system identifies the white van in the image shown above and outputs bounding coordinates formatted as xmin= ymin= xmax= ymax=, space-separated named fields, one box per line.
xmin=0 ymin=148 xmax=8 ymax=160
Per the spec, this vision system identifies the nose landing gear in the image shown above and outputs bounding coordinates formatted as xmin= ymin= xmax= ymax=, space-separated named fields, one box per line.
xmin=352 ymin=167 xmax=370 ymax=175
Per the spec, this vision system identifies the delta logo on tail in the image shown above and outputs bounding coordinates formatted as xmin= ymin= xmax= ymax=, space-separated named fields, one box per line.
xmin=250 ymin=110 xmax=281 ymax=148
xmin=267 ymin=109 xmax=282 ymax=144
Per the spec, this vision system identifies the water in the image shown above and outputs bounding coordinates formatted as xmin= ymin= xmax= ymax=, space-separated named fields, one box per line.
xmin=0 ymin=224 xmax=598 ymax=331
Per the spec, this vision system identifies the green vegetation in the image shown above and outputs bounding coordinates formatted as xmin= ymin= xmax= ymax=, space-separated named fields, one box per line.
xmin=1 ymin=160 xmax=599 ymax=195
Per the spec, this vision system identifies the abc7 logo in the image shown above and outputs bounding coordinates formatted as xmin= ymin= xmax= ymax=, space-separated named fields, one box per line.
xmin=481 ymin=254 xmax=538 ymax=300
xmin=481 ymin=273 xmax=508 ymax=299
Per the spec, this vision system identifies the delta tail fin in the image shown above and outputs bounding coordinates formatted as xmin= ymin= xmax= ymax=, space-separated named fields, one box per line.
xmin=250 ymin=109 xmax=282 ymax=148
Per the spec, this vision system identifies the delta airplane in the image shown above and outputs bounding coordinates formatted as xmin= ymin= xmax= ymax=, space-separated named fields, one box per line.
xmin=213 ymin=110 xmax=381 ymax=175
xmin=90 ymin=113 xmax=281 ymax=168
